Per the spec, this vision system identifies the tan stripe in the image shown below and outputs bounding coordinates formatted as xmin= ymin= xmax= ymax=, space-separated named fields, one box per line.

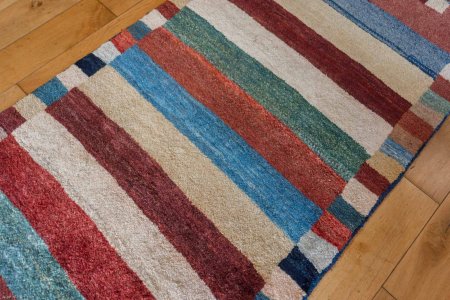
xmin=79 ymin=66 xmax=294 ymax=279
xmin=13 ymin=112 xmax=215 ymax=300
xmin=262 ymin=267 xmax=305 ymax=300
xmin=170 ymin=0 xmax=190 ymax=9
xmin=13 ymin=94 xmax=46 ymax=120
xmin=367 ymin=151 xmax=404 ymax=183
xmin=274 ymin=0 xmax=432 ymax=104
xmin=410 ymin=102 xmax=443 ymax=128
xmin=390 ymin=126 xmax=422 ymax=154
xmin=342 ymin=178 xmax=378 ymax=216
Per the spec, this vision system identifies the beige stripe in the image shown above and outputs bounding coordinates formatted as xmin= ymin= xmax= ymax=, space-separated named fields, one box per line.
xmin=188 ymin=0 xmax=392 ymax=155
xmin=79 ymin=66 xmax=294 ymax=279
xmin=13 ymin=94 xmax=46 ymax=120
xmin=441 ymin=64 xmax=450 ymax=81
xmin=13 ymin=112 xmax=215 ymax=300
xmin=367 ymin=151 xmax=404 ymax=183
xmin=262 ymin=267 xmax=305 ymax=300
xmin=170 ymin=0 xmax=190 ymax=9
xmin=342 ymin=178 xmax=378 ymax=216
xmin=140 ymin=9 xmax=167 ymax=29
xmin=274 ymin=0 xmax=432 ymax=104
xmin=411 ymin=102 xmax=444 ymax=128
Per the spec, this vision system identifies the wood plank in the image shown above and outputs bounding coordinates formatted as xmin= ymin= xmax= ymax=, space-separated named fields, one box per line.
xmin=18 ymin=0 xmax=164 ymax=94
xmin=0 ymin=84 xmax=26 ymax=112
xmin=406 ymin=119 xmax=450 ymax=203
xmin=98 ymin=0 xmax=141 ymax=15
xmin=0 ymin=0 xmax=16 ymax=12
xmin=310 ymin=179 xmax=437 ymax=300
xmin=0 ymin=0 xmax=80 ymax=50
xmin=373 ymin=288 xmax=396 ymax=300
xmin=0 ymin=0 xmax=115 ymax=94
xmin=384 ymin=193 xmax=450 ymax=300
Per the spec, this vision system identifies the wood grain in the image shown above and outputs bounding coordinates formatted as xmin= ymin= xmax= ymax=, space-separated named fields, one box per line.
xmin=384 ymin=193 xmax=450 ymax=300
xmin=373 ymin=288 xmax=396 ymax=300
xmin=309 ymin=179 xmax=437 ymax=300
xmin=98 ymin=0 xmax=141 ymax=15
xmin=0 ymin=0 xmax=16 ymax=12
xmin=19 ymin=0 xmax=164 ymax=93
xmin=0 ymin=0 xmax=115 ymax=94
xmin=0 ymin=0 xmax=80 ymax=50
xmin=406 ymin=119 xmax=450 ymax=203
xmin=0 ymin=84 xmax=26 ymax=112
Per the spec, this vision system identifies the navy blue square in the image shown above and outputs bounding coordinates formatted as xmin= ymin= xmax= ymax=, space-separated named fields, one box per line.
xmin=75 ymin=53 xmax=106 ymax=76
xmin=279 ymin=246 xmax=318 ymax=292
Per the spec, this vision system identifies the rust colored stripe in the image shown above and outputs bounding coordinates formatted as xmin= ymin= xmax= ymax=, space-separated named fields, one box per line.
xmin=157 ymin=1 xmax=179 ymax=19
xmin=355 ymin=163 xmax=390 ymax=196
xmin=48 ymin=88 xmax=264 ymax=299
xmin=431 ymin=76 xmax=450 ymax=101
xmin=369 ymin=0 xmax=450 ymax=53
xmin=0 ymin=136 xmax=154 ymax=300
xmin=139 ymin=28 xmax=346 ymax=208
xmin=0 ymin=107 xmax=25 ymax=134
xmin=398 ymin=110 xmax=434 ymax=142
xmin=229 ymin=0 xmax=411 ymax=126
xmin=0 ymin=276 xmax=15 ymax=300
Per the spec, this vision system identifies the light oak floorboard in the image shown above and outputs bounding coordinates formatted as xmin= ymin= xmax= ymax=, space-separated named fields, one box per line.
xmin=0 ymin=0 xmax=80 ymax=50
xmin=0 ymin=0 xmax=16 ymax=12
xmin=406 ymin=119 xmax=450 ymax=203
xmin=18 ymin=0 xmax=164 ymax=93
xmin=373 ymin=288 xmax=396 ymax=300
xmin=98 ymin=0 xmax=141 ymax=15
xmin=0 ymin=0 xmax=115 ymax=93
xmin=0 ymin=84 xmax=26 ymax=112
xmin=384 ymin=193 xmax=450 ymax=300
xmin=310 ymin=179 xmax=437 ymax=300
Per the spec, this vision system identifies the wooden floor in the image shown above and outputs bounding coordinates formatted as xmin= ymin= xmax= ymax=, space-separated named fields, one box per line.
xmin=0 ymin=1 xmax=449 ymax=299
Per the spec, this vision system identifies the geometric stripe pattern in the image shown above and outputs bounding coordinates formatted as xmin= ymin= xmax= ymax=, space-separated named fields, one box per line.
xmin=0 ymin=0 xmax=449 ymax=299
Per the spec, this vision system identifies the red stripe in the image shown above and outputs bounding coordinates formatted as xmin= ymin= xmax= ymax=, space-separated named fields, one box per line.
xmin=355 ymin=163 xmax=390 ymax=196
xmin=0 ymin=136 xmax=154 ymax=300
xmin=0 ymin=107 xmax=25 ymax=134
xmin=370 ymin=0 xmax=450 ymax=53
xmin=229 ymin=0 xmax=411 ymax=126
xmin=48 ymin=88 xmax=264 ymax=299
xmin=0 ymin=276 xmax=15 ymax=300
xmin=157 ymin=1 xmax=179 ymax=19
xmin=431 ymin=76 xmax=450 ymax=101
xmin=111 ymin=30 xmax=136 ymax=53
xmin=139 ymin=28 xmax=345 ymax=209
xmin=398 ymin=111 xmax=434 ymax=142
xmin=312 ymin=211 xmax=351 ymax=250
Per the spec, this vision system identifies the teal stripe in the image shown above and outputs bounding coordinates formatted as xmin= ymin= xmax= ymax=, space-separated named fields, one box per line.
xmin=0 ymin=192 xmax=84 ymax=300
xmin=165 ymin=8 xmax=369 ymax=180
xmin=421 ymin=90 xmax=450 ymax=115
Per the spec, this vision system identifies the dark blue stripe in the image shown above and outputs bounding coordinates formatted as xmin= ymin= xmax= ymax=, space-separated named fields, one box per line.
xmin=111 ymin=46 xmax=322 ymax=242
xmin=76 ymin=53 xmax=106 ymax=77
xmin=279 ymin=246 xmax=318 ymax=292
xmin=324 ymin=0 xmax=450 ymax=78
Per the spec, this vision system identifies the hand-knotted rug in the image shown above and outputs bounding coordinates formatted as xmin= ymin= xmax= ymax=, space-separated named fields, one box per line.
xmin=0 ymin=0 xmax=449 ymax=299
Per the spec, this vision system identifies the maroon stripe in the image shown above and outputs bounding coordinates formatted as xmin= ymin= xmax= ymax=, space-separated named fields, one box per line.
xmin=312 ymin=211 xmax=351 ymax=250
xmin=0 ymin=136 xmax=154 ymax=299
xmin=138 ymin=28 xmax=346 ymax=208
xmin=355 ymin=163 xmax=390 ymax=196
xmin=398 ymin=111 xmax=434 ymax=142
xmin=0 ymin=276 xmax=15 ymax=300
xmin=48 ymin=88 xmax=264 ymax=299
xmin=229 ymin=0 xmax=411 ymax=126
xmin=157 ymin=1 xmax=179 ymax=19
xmin=0 ymin=107 xmax=25 ymax=134
xmin=431 ymin=76 xmax=450 ymax=101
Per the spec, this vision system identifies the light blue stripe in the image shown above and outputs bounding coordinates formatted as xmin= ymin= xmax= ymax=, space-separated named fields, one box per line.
xmin=111 ymin=46 xmax=322 ymax=242
xmin=323 ymin=0 xmax=450 ymax=78
xmin=380 ymin=138 xmax=413 ymax=168
xmin=0 ymin=192 xmax=84 ymax=300
xmin=421 ymin=90 xmax=450 ymax=115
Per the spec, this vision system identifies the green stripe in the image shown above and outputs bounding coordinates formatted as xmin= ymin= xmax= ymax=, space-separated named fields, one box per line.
xmin=165 ymin=8 xmax=369 ymax=180
xmin=0 ymin=192 xmax=84 ymax=300
xmin=421 ymin=90 xmax=450 ymax=115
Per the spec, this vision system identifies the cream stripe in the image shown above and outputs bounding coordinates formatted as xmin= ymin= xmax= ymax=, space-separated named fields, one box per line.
xmin=342 ymin=178 xmax=378 ymax=216
xmin=262 ymin=267 xmax=305 ymax=300
xmin=140 ymin=9 xmax=167 ymax=30
xmin=441 ymin=64 xmax=450 ymax=81
xmin=13 ymin=112 xmax=215 ymax=300
xmin=79 ymin=66 xmax=294 ymax=279
xmin=188 ymin=0 xmax=392 ymax=154
xmin=274 ymin=0 xmax=432 ymax=104
xmin=13 ymin=94 xmax=46 ymax=120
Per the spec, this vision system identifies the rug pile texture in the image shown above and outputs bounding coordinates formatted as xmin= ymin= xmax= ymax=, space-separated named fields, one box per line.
xmin=0 ymin=0 xmax=449 ymax=299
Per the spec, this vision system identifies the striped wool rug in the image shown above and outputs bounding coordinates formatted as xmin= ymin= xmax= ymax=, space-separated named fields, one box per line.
xmin=1 ymin=0 xmax=449 ymax=299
